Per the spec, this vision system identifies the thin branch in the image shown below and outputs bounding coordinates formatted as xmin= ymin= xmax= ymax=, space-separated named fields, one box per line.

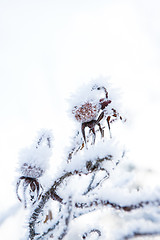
xmin=28 ymin=154 xmax=119 ymax=239
xmin=75 ymin=199 xmax=160 ymax=212
xmin=28 ymin=192 xmax=51 ymax=239
xmin=83 ymin=170 xmax=109 ymax=196
xmin=57 ymin=196 xmax=72 ymax=240
xmin=83 ymin=173 xmax=96 ymax=195
xmin=35 ymin=219 xmax=60 ymax=240
xmin=28 ymin=172 xmax=73 ymax=239
xmin=67 ymin=126 xmax=106 ymax=162
xmin=35 ymin=197 xmax=72 ymax=240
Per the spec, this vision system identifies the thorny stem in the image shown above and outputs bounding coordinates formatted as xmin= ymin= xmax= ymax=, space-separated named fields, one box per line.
xmin=28 ymin=172 xmax=73 ymax=239
xmin=57 ymin=196 xmax=72 ymax=240
xmin=35 ymin=197 xmax=72 ymax=240
xmin=75 ymin=199 xmax=160 ymax=212
xmin=73 ymin=198 xmax=160 ymax=223
xmin=28 ymin=169 xmax=160 ymax=239
xmin=29 ymin=193 xmax=50 ymax=239
xmin=28 ymin=154 xmax=113 ymax=239
xmin=25 ymin=155 xmax=160 ymax=240
xmin=35 ymin=220 xmax=60 ymax=240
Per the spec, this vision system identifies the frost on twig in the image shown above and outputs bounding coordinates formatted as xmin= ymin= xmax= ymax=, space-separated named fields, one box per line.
xmin=26 ymin=134 xmax=160 ymax=239
xmin=16 ymin=81 xmax=160 ymax=239
xmin=26 ymin=133 xmax=124 ymax=239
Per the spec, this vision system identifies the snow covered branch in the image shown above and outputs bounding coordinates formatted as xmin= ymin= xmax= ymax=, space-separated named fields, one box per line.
xmin=15 ymin=81 xmax=160 ymax=239
xmin=75 ymin=198 xmax=160 ymax=213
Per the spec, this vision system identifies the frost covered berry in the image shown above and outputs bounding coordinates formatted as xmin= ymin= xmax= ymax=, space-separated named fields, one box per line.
xmin=72 ymin=102 xmax=100 ymax=123
xmin=16 ymin=129 xmax=53 ymax=208
xmin=20 ymin=163 xmax=44 ymax=178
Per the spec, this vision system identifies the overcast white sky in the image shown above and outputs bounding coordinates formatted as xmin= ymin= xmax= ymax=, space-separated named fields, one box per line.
xmin=0 ymin=0 xmax=160 ymax=238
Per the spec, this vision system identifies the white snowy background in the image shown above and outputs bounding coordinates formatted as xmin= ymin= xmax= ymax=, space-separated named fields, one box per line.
xmin=0 ymin=0 xmax=160 ymax=239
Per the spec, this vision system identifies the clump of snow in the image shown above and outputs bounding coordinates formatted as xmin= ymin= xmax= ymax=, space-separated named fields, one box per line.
xmin=68 ymin=80 xmax=104 ymax=112
xmin=66 ymin=138 xmax=123 ymax=173
xmin=67 ymin=77 xmax=110 ymax=119
xmin=18 ymin=129 xmax=53 ymax=178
